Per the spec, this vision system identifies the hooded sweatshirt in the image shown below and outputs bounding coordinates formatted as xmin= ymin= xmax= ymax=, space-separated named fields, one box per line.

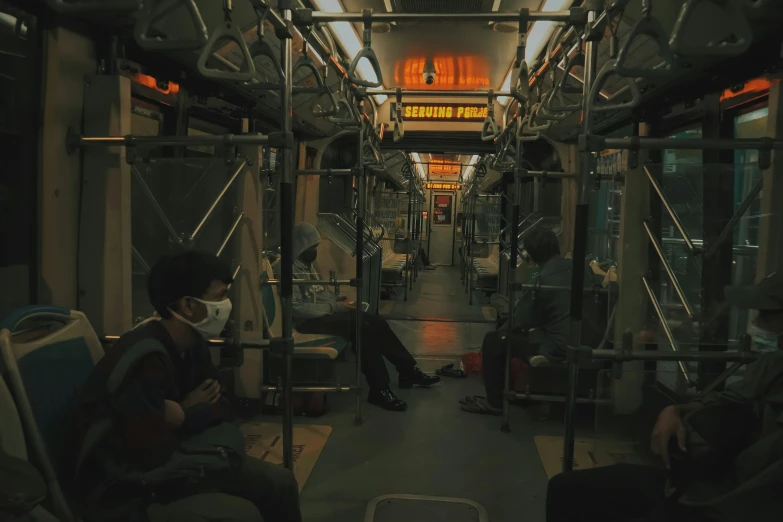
xmin=291 ymin=222 xmax=345 ymax=323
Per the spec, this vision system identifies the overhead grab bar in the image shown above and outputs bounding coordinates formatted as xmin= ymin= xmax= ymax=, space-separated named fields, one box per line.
xmin=393 ymin=89 xmax=405 ymax=143
xmin=588 ymin=59 xmax=642 ymax=113
xmin=510 ymin=21 xmax=530 ymax=104
xmin=481 ymin=90 xmax=500 ymax=142
xmin=669 ymin=0 xmax=753 ymax=57
xmin=134 ymin=0 xmax=209 ymax=51
xmin=615 ymin=0 xmax=678 ymax=78
xmin=47 ymin=0 xmax=140 ymax=13
xmin=347 ymin=9 xmax=384 ymax=88
xmin=196 ymin=0 xmax=256 ymax=82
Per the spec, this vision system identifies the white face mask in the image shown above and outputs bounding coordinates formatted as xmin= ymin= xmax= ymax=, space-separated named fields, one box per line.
xmin=748 ymin=323 xmax=780 ymax=352
xmin=170 ymin=297 xmax=233 ymax=339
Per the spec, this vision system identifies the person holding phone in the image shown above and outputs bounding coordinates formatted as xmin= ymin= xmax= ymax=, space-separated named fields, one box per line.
xmin=291 ymin=222 xmax=439 ymax=411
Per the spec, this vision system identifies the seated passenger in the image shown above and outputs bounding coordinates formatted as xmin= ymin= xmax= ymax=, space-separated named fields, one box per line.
xmin=461 ymin=228 xmax=570 ymax=415
xmin=292 ymin=222 xmax=439 ymax=411
xmin=546 ymin=272 xmax=783 ymax=522
xmin=67 ymin=252 xmax=301 ymax=522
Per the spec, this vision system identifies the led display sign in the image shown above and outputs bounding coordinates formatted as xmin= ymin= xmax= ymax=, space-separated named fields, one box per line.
xmin=399 ymin=104 xmax=488 ymax=122
xmin=426 ymin=182 xmax=461 ymax=190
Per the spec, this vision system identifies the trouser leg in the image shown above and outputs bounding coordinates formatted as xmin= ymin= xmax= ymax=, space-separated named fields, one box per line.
xmin=146 ymin=493 xmax=263 ymax=522
xmin=481 ymin=329 xmax=536 ymax=408
xmin=297 ymin=314 xmax=392 ymax=390
xmin=362 ymin=314 xmax=416 ymax=374
xmin=228 ymin=457 xmax=302 ymax=522
xmin=546 ymin=464 xmax=668 ymax=522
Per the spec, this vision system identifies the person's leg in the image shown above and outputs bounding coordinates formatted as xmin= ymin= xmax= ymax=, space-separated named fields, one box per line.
xmin=227 ymin=457 xmax=302 ymax=522
xmin=480 ymin=329 xmax=509 ymax=409
xmin=147 ymin=493 xmax=263 ymax=522
xmin=546 ymin=464 xmax=668 ymax=522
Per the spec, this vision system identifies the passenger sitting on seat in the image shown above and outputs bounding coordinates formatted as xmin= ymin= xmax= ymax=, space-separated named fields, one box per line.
xmin=461 ymin=227 xmax=571 ymax=415
xmin=292 ymin=222 xmax=439 ymax=411
xmin=67 ymin=252 xmax=301 ymax=522
xmin=546 ymin=271 xmax=783 ymax=522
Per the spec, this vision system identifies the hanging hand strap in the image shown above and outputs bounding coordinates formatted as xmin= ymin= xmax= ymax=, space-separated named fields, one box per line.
xmin=347 ymin=9 xmax=384 ymax=88
xmin=134 ymin=0 xmax=208 ymax=50
xmin=393 ymin=88 xmax=405 ymax=143
xmin=615 ymin=0 xmax=679 ymax=78
xmin=481 ymin=90 xmax=500 ymax=142
xmin=589 ymin=59 xmax=642 ymax=113
xmin=196 ymin=0 xmax=256 ymax=82
xmin=669 ymin=0 xmax=753 ymax=57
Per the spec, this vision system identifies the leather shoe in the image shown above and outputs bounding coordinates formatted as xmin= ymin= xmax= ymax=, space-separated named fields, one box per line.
xmin=399 ymin=367 xmax=441 ymax=389
xmin=368 ymin=387 xmax=407 ymax=411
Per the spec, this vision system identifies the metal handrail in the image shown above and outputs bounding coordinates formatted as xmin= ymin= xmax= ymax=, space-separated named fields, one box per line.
xmin=642 ymin=275 xmax=692 ymax=386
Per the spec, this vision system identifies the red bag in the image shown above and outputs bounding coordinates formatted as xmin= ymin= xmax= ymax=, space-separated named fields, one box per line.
xmin=462 ymin=351 xmax=482 ymax=375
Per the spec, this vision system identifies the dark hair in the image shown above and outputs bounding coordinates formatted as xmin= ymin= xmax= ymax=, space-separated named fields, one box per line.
xmin=148 ymin=251 xmax=233 ymax=319
xmin=522 ymin=227 xmax=560 ymax=266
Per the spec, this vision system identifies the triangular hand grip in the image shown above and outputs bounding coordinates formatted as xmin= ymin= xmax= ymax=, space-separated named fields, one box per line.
xmin=559 ymin=52 xmax=585 ymax=94
xmin=669 ymin=0 xmax=753 ymax=57
xmin=292 ymin=56 xmax=325 ymax=94
xmin=311 ymin=87 xmax=339 ymax=118
xmin=517 ymin=116 xmax=541 ymax=142
xmin=348 ymin=47 xmax=384 ymax=88
xmin=242 ymin=38 xmax=284 ymax=90
xmin=511 ymin=61 xmax=530 ymax=104
xmin=616 ymin=15 xmax=678 ymax=78
xmin=363 ymin=142 xmax=380 ymax=166
xmin=196 ymin=20 xmax=256 ymax=82
xmin=48 ymin=0 xmax=140 ymax=12
xmin=538 ymin=95 xmax=568 ymax=121
xmin=134 ymin=0 xmax=208 ymax=51
xmin=589 ymin=59 xmax=642 ymax=113
xmin=327 ymin=98 xmax=360 ymax=126
xmin=527 ymin=104 xmax=552 ymax=132
xmin=544 ymin=85 xmax=581 ymax=112
xmin=481 ymin=116 xmax=500 ymax=142
xmin=393 ymin=120 xmax=405 ymax=142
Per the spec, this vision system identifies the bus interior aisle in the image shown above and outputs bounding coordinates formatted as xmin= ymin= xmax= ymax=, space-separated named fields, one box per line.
xmin=2 ymin=0 xmax=783 ymax=522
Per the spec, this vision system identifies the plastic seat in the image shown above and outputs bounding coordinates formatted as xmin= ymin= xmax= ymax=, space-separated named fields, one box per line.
xmin=0 ymin=305 xmax=105 ymax=522
xmin=261 ymin=259 xmax=349 ymax=360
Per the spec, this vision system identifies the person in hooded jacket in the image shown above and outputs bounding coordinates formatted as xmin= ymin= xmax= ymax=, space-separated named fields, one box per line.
xmin=291 ymin=222 xmax=440 ymax=411
xmin=461 ymin=227 xmax=572 ymax=415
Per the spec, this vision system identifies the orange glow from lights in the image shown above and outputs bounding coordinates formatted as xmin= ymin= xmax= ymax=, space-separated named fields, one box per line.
xmin=720 ymin=78 xmax=773 ymax=102
xmin=394 ymin=55 xmax=490 ymax=89
xmin=429 ymin=159 xmax=461 ymax=175
xmin=131 ymin=73 xmax=180 ymax=96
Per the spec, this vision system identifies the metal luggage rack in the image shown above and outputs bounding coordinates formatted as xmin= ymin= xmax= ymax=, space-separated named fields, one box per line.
xmin=317 ymin=212 xmax=381 ymax=261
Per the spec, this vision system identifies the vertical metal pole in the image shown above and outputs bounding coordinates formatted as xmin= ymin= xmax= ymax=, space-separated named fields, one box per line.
xmin=533 ymin=177 xmax=540 ymax=213
xmin=279 ymin=5 xmax=295 ymax=471
xmin=502 ymin=165 xmax=521 ymax=433
xmin=407 ymin=183 xmax=414 ymax=290
xmin=563 ymin=8 xmax=600 ymax=473
xmin=354 ymin=117 xmax=365 ymax=426
xmin=404 ymin=176 xmax=411 ymax=300
xmin=468 ymin=194 xmax=477 ymax=304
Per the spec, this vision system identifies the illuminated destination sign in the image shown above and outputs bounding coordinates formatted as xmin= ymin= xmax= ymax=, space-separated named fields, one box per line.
xmin=426 ymin=182 xmax=461 ymax=190
xmin=401 ymin=104 xmax=488 ymax=122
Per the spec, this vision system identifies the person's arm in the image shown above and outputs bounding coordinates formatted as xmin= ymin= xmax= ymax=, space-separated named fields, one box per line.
xmin=114 ymin=353 xmax=179 ymax=466
xmin=513 ymin=291 xmax=536 ymax=331
xmin=292 ymin=282 xmax=343 ymax=318
xmin=190 ymin=344 xmax=235 ymax=427
xmin=691 ymin=353 xmax=781 ymax=408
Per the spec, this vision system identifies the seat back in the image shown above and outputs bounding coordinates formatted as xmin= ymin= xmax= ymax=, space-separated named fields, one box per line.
xmin=260 ymin=258 xmax=284 ymax=338
xmin=0 ymin=305 xmax=104 ymax=522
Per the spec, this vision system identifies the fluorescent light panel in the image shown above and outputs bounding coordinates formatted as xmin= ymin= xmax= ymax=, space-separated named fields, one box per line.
xmin=410 ymin=152 xmax=427 ymax=179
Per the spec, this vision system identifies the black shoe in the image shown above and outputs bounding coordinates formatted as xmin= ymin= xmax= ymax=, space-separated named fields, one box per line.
xmin=399 ymin=367 xmax=441 ymax=389
xmin=368 ymin=387 xmax=407 ymax=411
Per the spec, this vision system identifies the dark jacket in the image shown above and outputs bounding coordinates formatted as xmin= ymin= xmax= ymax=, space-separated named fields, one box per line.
xmin=513 ymin=256 xmax=572 ymax=358
xmin=67 ymin=321 xmax=233 ymax=503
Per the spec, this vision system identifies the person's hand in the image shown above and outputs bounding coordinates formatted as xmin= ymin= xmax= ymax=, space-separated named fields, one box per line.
xmin=181 ymin=379 xmax=222 ymax=409
xmin=343 ymin=301 xmax=356 ymax=310
xmin=650 ymin=405 xmax=687 ymax=468
xmin=163 ymin=400 xmax=185 ymax=427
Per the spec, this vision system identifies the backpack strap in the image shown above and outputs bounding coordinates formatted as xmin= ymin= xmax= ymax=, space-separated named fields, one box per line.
xmin=74 ymin=339 xmax=172 ymax=481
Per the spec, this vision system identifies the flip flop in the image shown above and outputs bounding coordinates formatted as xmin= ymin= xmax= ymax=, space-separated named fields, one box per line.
xmin=460 ymin=397 xmax=502 ymax=416
xmin=458 ymin=395 xmax=486 ymax=405
xmin=436 ymin=363 xmax=467 ymax=378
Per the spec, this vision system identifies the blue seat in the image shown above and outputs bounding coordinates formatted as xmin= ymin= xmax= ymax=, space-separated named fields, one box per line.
xmin=0 ymin=305 xmax=105 ymax=522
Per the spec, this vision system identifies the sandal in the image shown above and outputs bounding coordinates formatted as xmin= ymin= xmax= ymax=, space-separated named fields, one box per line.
xmin=460 ymin=397 xmax=502 ymax=416
xmin=436 ymin=363 xmax=467 ymax=379
xmin=458 ymin=395 xmax=486 ymax=405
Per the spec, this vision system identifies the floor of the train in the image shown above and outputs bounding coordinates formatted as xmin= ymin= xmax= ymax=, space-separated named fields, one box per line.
xmin=252 ymin=266 xmax=609 ymax=522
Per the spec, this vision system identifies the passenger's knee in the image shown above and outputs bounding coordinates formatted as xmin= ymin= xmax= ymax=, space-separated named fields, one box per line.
xmin=546 ymin=471 xmax=576 ymax=500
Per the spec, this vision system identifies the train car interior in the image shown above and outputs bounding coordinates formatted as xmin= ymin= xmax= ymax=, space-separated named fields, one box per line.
xmin=2 ymin=0 xmax=783 ymax=521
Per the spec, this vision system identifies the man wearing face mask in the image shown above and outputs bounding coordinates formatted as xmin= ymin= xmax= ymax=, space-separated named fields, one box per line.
xmin=291 ymin=222 xmax=439 ymax=412
xmin=67 ymin=252 xmax=301 ymax=522
xmin=545 ymin=271 xmax=783 ymax=522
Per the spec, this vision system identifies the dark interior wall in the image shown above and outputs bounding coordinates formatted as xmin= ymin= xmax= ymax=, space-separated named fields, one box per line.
xmin=318 ymin=135 xmax=358 ymax=214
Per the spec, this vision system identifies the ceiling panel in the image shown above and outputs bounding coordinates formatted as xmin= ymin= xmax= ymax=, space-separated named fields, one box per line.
xmin=340 ymin=0 xmax=540 ymax=91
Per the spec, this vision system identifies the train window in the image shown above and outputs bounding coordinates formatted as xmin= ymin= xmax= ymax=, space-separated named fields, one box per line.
xmin=131 ymin=100 xmax=163 ymax=136
xmin=187 ymin=117 xmax=226 ymax=156
xmin=730 ymin=106 xmax=768 ymax=340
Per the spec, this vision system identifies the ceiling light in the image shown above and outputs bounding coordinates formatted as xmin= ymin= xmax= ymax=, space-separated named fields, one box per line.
xmin=311 ymin=0 xmax=386 ymax=103
xmin=461 ymin=154 xmax=481 ymax=182
xmin=411 ymin=152 xmax=427 ymax=179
